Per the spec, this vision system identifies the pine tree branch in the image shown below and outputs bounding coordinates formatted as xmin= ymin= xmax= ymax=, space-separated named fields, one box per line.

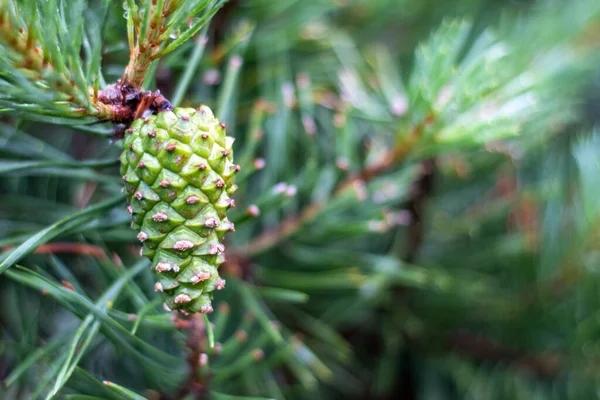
xmin=174 ymin=313 xmax=210 ymax=400
xmin=0 ymin=1 xmax=224 ymax=124
xmin=447 ymin=332 xmax=562 ymax=377
xmin=401 ymin=159 xmax=436 ymax=263
xmin=0 ymin=242 xmax=108 ymax=260
xmin=121 ymin=0 xmax=178 ymax=88
xmin=234 ymin=113 xmax=435 ymax=258
xmin=120 ymin=0 xmax=225 ymax=89
xmin=0 ymin=5 xmax=116 ymax=120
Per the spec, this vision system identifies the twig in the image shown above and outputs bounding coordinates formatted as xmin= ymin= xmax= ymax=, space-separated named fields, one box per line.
xmin=234 ymin=113 xmax=434 ymax=258
xmin=94 ymin=1 xmax=180 ymax=123
xmin=447 ymin=332 xmax=562 ymax=377
xmin=1 ymin=242 xmax=108 ymax=260
xmin=175 ymin=314 xmax=210 ymax=400
xmin=121 ymin=0 xmax=178 ymax=88
xmin=402 ymin=159 xmax=435 ymax=263
xmin=382 ymin=156 xmax=436 ymax=400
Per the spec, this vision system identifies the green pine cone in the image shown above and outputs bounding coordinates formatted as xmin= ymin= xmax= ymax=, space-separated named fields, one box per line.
xmin=120 ymin=106 xmax=238 ymax=314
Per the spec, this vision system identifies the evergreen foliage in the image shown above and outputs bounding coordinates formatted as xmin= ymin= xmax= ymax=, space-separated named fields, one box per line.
xmin=0 ymin=0 xmax=599 ymax=399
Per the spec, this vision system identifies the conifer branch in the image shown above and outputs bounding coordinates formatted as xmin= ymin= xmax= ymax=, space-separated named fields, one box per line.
xmin=1 ymin=0 xmax=599 ymax=398
xmin=0 ymin=2 xmax=115 ymax=120
xmin=120 ymin=0 xmax=226 ymax=89
xmin=175 ymin=314 xmax=210 ymax=399
xmin=447 ymin=332 xmax=562 ymax=377
xmin=235 ymin=114 xmax=434 ymax=258
xmin=121 ymin=0 xmax=177 ymax=88
xmin=0 ymin=1 xmax=225 ymax=124
xmin=0 ymin=242 xmax=108 ymax=260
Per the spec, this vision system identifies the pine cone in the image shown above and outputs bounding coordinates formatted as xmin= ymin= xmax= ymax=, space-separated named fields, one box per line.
xmin=120 ymin=106 xmax=238 ymax=314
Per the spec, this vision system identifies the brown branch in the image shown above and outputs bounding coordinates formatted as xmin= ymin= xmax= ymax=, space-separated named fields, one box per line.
xmin=1 ymin=242 xmax=108 ymax=260
xmin=402 ymin=158 xmax=436 ymax=263
xmin=447 ymin=332 xmax=562 ymax=377
xmin=175 ymin=314 xmax=210 ymax=400
xmin=234 ymin=113 xmax=435 ymax=258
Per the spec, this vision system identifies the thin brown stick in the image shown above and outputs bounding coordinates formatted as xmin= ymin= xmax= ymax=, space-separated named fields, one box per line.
xmin=175 ymin=314 xmax=210 ymax=400
xmin=234 ymin=113 xmax=434 ymax=258
xmin=448 ymin=332 xmax=562 ymax=377
xmin=1 ymin=242 xmax=108 ymax=260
